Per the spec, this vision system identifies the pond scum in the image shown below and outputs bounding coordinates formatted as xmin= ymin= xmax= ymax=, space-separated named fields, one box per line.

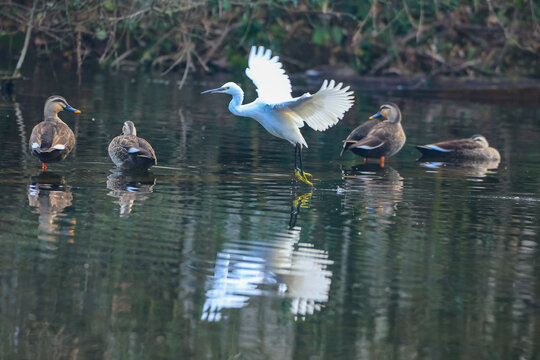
xmin=1 ymin=0 xmax=539 ymax=83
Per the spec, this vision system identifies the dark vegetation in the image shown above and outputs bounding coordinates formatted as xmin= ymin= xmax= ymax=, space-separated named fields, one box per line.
xmin=1 ymin=0 xmax=539 ymax=83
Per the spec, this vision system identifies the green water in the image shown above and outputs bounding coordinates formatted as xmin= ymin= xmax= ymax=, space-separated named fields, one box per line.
xmin=0 ymin=71 xmax=539 ymax=360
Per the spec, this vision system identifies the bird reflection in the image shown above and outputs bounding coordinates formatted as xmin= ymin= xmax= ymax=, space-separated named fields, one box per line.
xmin=420 ymin=159 xmax=500 ymax=178
xmin=27 ymin=172 xmax=75 ymax=245
xmin=289 ymin=192 xmax=312 ymax=229
xmin=106 ymin=169 xmax=156 ymax=217
xmin=201 ymin=191 xmax=332 ymax=321
xmin=341 ymin=163 xmax=404 ymax=220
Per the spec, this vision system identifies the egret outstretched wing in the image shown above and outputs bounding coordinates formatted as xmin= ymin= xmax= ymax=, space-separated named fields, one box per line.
xmin=274 ymin=80 xmax=354 ymax=131
xmin=245 ymin=46 xmax=293 ymax=104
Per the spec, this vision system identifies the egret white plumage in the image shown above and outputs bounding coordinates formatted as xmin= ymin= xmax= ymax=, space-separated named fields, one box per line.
xmin=201 ymin=46 xmax=355 ymax=186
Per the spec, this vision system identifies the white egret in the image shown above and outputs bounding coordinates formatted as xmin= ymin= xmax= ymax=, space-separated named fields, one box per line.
xmin=201 ymin=46 xmax=355 ymax=186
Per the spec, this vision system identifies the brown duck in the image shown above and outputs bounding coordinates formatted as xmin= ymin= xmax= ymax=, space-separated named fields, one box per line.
xmin=416 ymin=135 xmax=500 ymax=161
xmin=108 ymin=121 xmax=157 ymax=170
xmin=341 ymin=103 xmax=406 ymax=167
xmin=29 ymin=95 xmax=81 ymax=171
xmin=339 ymin=118 xmax=380 ymax=157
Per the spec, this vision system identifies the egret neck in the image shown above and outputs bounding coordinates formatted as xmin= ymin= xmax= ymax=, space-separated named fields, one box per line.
xmin=227 ymin=88 xmax=245 ymax=116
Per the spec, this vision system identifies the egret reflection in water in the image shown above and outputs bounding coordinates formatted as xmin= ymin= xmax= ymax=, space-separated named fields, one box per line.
xmin=201 ymin=192 xmax=333 ymax=322
xmin=27 ymin=172 xmax=75 ymax=248
xmin=106 ymin=169 xmax=157 ymax=217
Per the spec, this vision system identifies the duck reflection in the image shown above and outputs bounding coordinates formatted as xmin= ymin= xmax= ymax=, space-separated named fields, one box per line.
xmin=27 ymin=172 xmax=75 ymax=244
xmin=420 ymin=159 xmax=500 ymax=178
xmin=106 ymin=169 xmax=156 ymax=217
xmin=341 ymin=164 xmax=404 ymax=220
xmin=201 ymin=192 xmax=333 ymax=321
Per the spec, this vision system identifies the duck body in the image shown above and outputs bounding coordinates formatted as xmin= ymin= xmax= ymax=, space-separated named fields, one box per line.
xmin=416 ymin=135 xmax=500 ymax=161
xmin=341 ymin=103 xmax=406 ymax=166
xmin=29 ymin=96 xmax=80 ymax=170
xmin=29 ymin=119 xmax=75 ymax=163
xmin=108 ymin=121 xmax=157 ymax=170
xmin=340 ymin=119 xmax=379 ymax=157
xmin=349 ymin=122 xmax=406 ymax=159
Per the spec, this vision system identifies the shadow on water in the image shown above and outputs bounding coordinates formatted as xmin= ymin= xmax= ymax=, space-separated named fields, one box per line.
xmin=106 ymin=169 xmax=157 ymax=217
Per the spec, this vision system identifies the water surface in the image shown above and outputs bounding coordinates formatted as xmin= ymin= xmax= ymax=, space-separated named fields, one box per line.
xmin=0 ymin=70 xmax=539 ymax=359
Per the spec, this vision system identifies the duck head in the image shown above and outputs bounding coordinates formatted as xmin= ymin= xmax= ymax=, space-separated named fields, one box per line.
xmin=122 ymin=121 xmax=137 ymax=136
xmin=471 ymin=134 xmax=489 ymax=147
xmin=370 ymin=103 xmax=401 ymax=124
xmin=44 ymin=95 xmax=81 ymax=117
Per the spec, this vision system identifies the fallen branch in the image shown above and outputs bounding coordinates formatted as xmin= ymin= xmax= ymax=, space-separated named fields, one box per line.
xmin=110 ymin=48 xmax=136 ymax=69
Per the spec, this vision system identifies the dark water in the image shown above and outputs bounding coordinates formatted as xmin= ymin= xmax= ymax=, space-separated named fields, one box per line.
xmin=0 ymin=70 xmax=539 ymax=360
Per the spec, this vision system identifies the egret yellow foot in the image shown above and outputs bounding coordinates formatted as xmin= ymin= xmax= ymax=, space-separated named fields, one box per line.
xmin=294 ymin=169 xmax=313 ymax=186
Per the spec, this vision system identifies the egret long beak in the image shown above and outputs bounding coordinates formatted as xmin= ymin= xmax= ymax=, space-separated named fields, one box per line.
xmin=64 ymin=104 xmax=81 ymax=113
xmin=369 ymin=112 xmax=382 ymax=120
xmin=201 ymin=87 xmax=226 ymax=94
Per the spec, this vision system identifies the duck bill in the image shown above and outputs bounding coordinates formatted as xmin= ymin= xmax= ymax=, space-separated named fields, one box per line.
xmin=201 ymin=87 xmax=226 ymax=94
xmin=65 ymin=104 xmax=81 ymax=113
xmin=369 ymin=112 xmax=382 ymax=120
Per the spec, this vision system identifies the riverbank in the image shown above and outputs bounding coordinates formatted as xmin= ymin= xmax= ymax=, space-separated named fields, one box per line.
xmin=1 ymin=0 xmax=538 ymax=83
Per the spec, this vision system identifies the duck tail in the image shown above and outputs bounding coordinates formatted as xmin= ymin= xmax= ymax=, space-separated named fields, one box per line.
xmin=340 ymin=140 xmax=356 ymax=157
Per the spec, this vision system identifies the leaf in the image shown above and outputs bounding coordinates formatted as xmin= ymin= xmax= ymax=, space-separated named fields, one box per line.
xmin=312 ymin=26 xmax=330 ymax=46
xmin=96 ymin=29 xmax=107 ymax=41
xmin=104 ymin=1 xmax=115 ymax=11
xmin=36 ymin=12 xmax=43 ymax=20
xmin=270 ymin=24 xmax=287 ymax=39
xmin=331 ymin=25 xmax=343 ymax=44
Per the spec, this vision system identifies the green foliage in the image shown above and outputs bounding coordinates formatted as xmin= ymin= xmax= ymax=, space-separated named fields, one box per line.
xmin=0 ymin=0 xmax=537 ymax=77
xmin=95 ymin=29 xmax=107 ymax=41
xmin=331 ymin=25 xmax=343 ymax=44
xmin=103 ymin=1 xmax=115 ymax=11
xmin=312 ymin=25 xmax=330 ymax=46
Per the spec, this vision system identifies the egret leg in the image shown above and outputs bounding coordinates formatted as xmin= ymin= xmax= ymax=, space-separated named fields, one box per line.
xmin=294 ymin=144 xmax=300 ymax=171
xmin=42 ymin=163 xmax=47 ymax=172
xmin=294 ymin=144 xmax=313 ymax=186
xmin=298 ymin=146 xmax=311 ymax=178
